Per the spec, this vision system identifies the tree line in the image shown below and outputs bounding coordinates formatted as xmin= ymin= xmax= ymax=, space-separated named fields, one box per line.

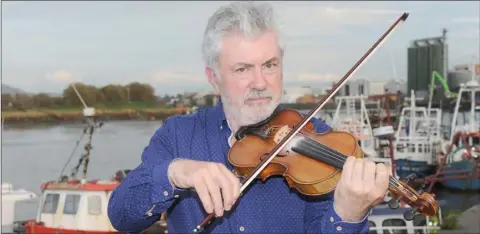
xmin=1 ymin=82 xmax=165 ymax=110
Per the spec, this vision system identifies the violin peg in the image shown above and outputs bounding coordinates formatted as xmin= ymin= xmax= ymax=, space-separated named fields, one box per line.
xmin=403 ymin=208 xmax=418 ymax=221
xmin=403 ymin=173 xmax=417 ymax=185
xmin=387 ymin=198 xmax=400 ymax=209
xmin=417 ymin=183 xmax=427 ymax=194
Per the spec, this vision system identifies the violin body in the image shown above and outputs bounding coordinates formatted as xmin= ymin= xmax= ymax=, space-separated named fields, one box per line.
xmin=229 ymin=108 xmax=363 ymax=196
xmin=229 ymin=108 xmax=439 ymax=217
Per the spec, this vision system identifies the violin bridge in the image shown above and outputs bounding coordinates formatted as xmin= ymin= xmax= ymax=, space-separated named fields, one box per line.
xmin=273 ymin=125 xmax=291 ymax=144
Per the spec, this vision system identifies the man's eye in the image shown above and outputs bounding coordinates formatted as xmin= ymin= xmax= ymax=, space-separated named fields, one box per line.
xmin=236 ymin=67 xmax=246 ymax=73
xmin=265 ymin=63 xmax=277 ymax=69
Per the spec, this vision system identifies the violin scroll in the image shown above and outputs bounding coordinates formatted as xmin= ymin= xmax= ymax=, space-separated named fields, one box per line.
xmin=386 ymin=173 xmax=439 ymax=220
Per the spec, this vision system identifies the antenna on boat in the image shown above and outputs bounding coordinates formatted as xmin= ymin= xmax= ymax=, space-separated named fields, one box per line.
xmin=57 ymin=82 xmax=103 ymax=183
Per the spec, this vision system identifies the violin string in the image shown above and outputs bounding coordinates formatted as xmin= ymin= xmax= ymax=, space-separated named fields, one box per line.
xmin=265 ymin=129 xmax=402 ymax=191
xmin=296 ymin=135 xmax=402 ymax=191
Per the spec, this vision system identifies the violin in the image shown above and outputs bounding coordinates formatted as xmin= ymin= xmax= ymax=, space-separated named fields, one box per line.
xmin=193 ymin=12 xmax=439 ymax=233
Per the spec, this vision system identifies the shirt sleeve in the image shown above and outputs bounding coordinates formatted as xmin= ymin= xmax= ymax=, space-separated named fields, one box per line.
xmin=107 ymin=117 xmax=183 ymax=233
xmin=304 ymin=193 xmax=369 ymax=234
xmin=303 ymin=118 xmax=370 ymax=234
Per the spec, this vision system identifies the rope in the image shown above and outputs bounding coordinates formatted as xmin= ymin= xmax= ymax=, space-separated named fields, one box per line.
xmin=57 ymin=127 xmax=87 ymax=180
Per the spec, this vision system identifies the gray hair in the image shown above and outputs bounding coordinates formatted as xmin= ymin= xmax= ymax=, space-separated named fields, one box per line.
xmin=201 ymin=1 xmax=284 ymax=74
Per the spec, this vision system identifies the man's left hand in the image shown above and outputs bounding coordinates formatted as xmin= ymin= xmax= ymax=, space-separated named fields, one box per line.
xmin=333 ymin=157 xmax=390 ymax=222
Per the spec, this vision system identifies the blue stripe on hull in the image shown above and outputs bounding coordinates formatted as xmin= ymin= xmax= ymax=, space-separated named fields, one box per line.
xmin=395 ymin=159 xmax=436 ymax=179
xmin=440 ymin=160 xmax=480 ymax=191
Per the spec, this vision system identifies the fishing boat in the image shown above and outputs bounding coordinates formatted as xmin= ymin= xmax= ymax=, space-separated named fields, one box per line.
xmin=331 ymin=95 xmax=380 ymax=159
xmin=436 ymin=78 xmax=480 ymax=191
xmin=1 ymin=183 xmax=37 ymax=232
xmin=392 ymin=91 xmax=442 ymax=179
xmin=368 ymin=203 xmax=443 ymax=234
xmin=11 ymin=106 xmax=167 ymax=234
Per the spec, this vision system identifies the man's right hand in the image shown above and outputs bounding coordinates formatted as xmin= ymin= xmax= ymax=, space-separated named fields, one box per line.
xmin=167 ymin=159 xmax=241 ymax=217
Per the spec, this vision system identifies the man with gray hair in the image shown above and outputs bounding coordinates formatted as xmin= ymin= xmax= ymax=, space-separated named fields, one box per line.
xmin=108 ymin=2 xmax=390 ymax=233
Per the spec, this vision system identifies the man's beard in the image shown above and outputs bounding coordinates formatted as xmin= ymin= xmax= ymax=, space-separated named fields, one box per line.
xmin=220 ymin=87 xmax=281 ymax=127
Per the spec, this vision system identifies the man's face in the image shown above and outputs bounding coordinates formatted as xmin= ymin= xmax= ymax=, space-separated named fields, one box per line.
xmin=206 ymin=30 xmax=283 ymax=127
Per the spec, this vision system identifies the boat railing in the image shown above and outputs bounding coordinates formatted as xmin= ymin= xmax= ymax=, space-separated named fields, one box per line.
xmin=369 ymin=225 xmax=441 ymax=234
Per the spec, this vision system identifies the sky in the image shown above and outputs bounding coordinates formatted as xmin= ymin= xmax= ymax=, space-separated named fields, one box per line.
xmin=2 ymin=1 xmax=479 ymax=95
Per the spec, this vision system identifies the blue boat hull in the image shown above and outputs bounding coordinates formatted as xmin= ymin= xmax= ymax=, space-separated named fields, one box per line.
xmin=394 ymin=159 xmax=436 ymax=179
xmin=440 ymin=160 xmax=480 ymax=191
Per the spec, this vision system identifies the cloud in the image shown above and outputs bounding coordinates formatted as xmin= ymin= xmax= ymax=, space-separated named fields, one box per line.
xmin=276 ymin=5 xmax=407 ymax=38
xmin=45 ymin=70 xmax=78 ymax=83
xmin=458 ymin=28 xmax=480 ymax=39
xmin=151 ymin=71 xmax=205 ymax=84
xmin=452 ymin=17 xmax=480 ymax=24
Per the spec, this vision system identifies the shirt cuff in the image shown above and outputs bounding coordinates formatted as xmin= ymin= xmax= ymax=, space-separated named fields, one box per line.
xmin=328 ymin=201 xmax=369 ymax=233
xmin=151 ymin=159 xmax=185 ymax=204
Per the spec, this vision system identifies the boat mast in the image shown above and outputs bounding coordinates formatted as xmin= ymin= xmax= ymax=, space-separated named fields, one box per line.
xmin=57 ymin=83 xmax=103 ymax=183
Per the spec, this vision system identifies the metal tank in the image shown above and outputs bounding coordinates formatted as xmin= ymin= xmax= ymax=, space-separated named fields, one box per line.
xmin=407 ymin=30 xmax=447 ymax=95
xmin=448 ymin=70 xmax=473 ymax=92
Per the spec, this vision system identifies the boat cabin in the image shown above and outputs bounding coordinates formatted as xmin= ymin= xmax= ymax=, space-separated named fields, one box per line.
xmin=367 ymin=206 xmax=441 ymax=234
xmin=34 ymin=178 xmax=120 ymax=232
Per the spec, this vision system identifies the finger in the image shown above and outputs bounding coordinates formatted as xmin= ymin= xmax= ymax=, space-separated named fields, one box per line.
xmin=213 ymin=164 xmax=234 ymax=211
xmin=218 ymin=165 xmax=241 ymax=210
xmin=341 ymin=156 xmax=355 ymax=183
xmin=375 ymin=163 xmax=390 ymax=190
xmin=363 ymin=160 xmax=377 ymax=188
xmin=193 ymin=175 xmax=213 ymax=214
xmin=387 ymin=165 xmax=394 ymax=176
xmin=202 ymin=172 xmax=224 ymax=217
xmin=351 ymin=158 xmax=364 ymax=183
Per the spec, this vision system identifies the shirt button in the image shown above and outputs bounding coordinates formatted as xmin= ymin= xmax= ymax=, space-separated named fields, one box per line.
xmin=330 ymin=217 xmax=334 ymax=222
xmin=220 ymin=126 xmax=223 ymax=129
xmin=239 ymin=226 xmax=244 ymax=232
xmin=336 ymin=226 xmax=342 ymax=231
xmin=163 ymin=191 xmax=169 ymax=196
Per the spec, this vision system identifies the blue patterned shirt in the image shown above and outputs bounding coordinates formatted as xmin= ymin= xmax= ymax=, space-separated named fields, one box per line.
xmin=107 ymin=100 xmax=369 ymax=233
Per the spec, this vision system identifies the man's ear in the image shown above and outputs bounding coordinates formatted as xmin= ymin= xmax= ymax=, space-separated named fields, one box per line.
xmin=205 ymin=67 xmax=220 ymax=94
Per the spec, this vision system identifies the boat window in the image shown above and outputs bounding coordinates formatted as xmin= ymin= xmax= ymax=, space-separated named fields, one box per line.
xmin=42 ymin=193 xmax=60 ymax=214
xmin=382 ymin=218 xmax=407 ymax=234
xmin=368 ymin=221 xmax=377 ymax=234
xmin=88 ymin=195 xmax=102 ymax=215
xmin=412 ymin=215 xmax=427 ymax=234
xmin=63 ymin=194 xmax=81 ymax=215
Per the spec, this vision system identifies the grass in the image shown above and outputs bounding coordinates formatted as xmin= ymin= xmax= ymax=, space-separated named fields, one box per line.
xmin=1 ymin=102 xmax=189 ymax=121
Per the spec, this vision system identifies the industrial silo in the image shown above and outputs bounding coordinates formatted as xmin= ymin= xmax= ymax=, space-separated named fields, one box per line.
xmin=408 ymin=47 xmax=418 ymax=91
xmin=407 ymin=30 xmax=447 ymax=96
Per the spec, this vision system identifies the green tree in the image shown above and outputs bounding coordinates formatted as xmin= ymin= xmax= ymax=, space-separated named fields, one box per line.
xmin=33 ymin=93 xmax=54 ymax=108
xmin=13 ymin=93 xmax=35 ymax=110
xmin=126 ymin=82 xmax=156 ymax=103
xmin=100 ymin=84 xmax=128 ymax=102
xmin=1 ymin=94 xmax=14 ymax=110
xmin=63 ymin=82 xmax=102 ymax=107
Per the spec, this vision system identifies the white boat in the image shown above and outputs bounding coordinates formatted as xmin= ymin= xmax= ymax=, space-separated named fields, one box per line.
xmin=368 ymin=203 xmax=443 ymax=234
xmin=332 ymin=95 xmax=380 ymax=159
xmin=11 ymin=108 xmax=167 ymax=234
xmin=1 ymin=183 xmax=37 ymax=232
xmin=392 ymin=90 xmax=443 ymax=179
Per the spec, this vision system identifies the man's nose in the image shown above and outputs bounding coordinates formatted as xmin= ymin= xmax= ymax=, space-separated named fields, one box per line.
xmin=251 ymin=69 xmax=267 ymax=90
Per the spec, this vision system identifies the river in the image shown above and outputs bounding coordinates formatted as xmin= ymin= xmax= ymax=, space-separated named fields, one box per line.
xmin=1 ymin=117 xmax=479 ymax=227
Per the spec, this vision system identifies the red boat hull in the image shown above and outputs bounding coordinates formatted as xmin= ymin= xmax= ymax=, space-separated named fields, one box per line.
xmin=21 ymin=220 xmax=122 ymax=234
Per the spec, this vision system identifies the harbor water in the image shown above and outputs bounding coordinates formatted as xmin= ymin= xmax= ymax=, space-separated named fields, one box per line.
xmin=2 ymin=118 xmax=479 ymax=227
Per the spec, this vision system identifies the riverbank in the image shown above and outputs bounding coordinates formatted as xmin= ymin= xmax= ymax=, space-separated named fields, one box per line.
xmin=1 ymin=107 xmax=191 ymax=125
